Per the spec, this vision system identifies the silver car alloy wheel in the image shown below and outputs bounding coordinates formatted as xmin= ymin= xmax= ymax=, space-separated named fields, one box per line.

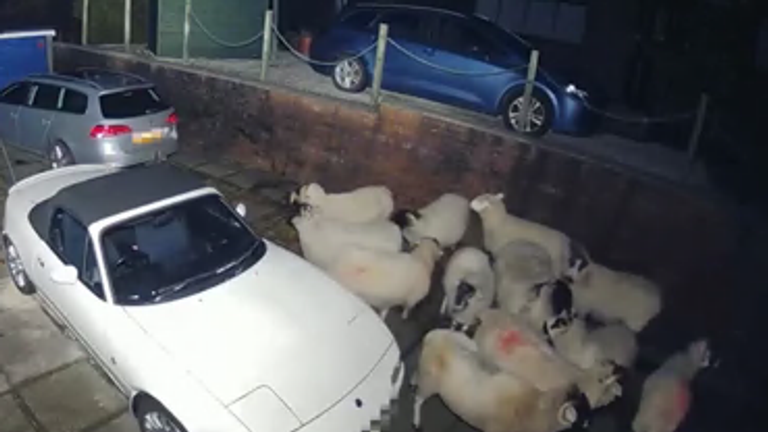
xmin=142 ymin=411 xmax=183 ymax=432
xmin=508 ymin=96 xmax=546 ymax=134
xmin=49 ymin=144 xmax=72 ymax=169
xmin=334 ymin=59 xmax=363 ymax=90
xmin=5 ymin=242 xmax=27 ymax=289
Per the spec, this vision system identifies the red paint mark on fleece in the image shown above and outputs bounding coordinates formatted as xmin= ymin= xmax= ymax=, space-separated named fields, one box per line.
xmin=496 ymin=329 xmax=526 ymax=354
xmin=664 ymin=383 xmax=691 ymax=428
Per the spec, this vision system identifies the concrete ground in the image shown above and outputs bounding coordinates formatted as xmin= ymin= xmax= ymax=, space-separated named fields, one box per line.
xmin=0 ymin=145 xmax=471 ymax=432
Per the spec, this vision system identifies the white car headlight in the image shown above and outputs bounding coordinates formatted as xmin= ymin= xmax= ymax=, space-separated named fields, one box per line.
xmin=566 ymin=84 xmax=589 ymax=99
xmin=228 ymin=387 xmax=301 ymax=432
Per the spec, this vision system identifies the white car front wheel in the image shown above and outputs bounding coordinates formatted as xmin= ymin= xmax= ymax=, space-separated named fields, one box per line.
xmin=137 ymin=398 xmax=187 ymax=432
xmin=4 ymin=237 xmax=35 ymax=295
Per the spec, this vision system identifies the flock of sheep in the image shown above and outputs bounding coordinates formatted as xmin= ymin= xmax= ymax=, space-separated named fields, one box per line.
xmin=288 ymin=182 xmax=713 ymax=432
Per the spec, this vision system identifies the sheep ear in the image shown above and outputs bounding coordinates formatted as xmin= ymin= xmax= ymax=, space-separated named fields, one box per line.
xmin=307 ymin=183 xmax=324 ymax=196
xmin=470 ymin=196 xmax=489 ymax=212
xmin=406 ymin=211 xmax=421 ymax=224
xmin=495 ymin=193 xmax=505 ymax=201
xmin=559 ymin=404 xmax=578 ymax=425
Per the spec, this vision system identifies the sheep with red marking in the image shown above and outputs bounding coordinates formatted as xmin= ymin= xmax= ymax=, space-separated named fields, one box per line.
xmin=632 ymin=339 xmax=711 ymax=432
xmin=441 ymin=247 xmax=496 ymax=331
xmin=412 ymin=329 xmax=590 ymax=432
xmin=290 ymin=182 xmax=394 ymax=223
xmin=326 ymin=238 xmax=442 ymax=320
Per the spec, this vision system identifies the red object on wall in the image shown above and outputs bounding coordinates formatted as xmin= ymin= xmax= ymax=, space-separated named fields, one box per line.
xmin=298 ymin=31 xmax=312 ymax=56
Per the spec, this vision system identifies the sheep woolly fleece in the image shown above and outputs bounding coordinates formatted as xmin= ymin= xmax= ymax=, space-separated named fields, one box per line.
xmin=470 ymin=193 xmax=572 ymax=275
xmin=294 ymin=183 xmax=394 ymax=223
xmin=326 ymin=239 xmax=442 ymax=318
xmin=414 ymin=329 xmax=578 ymax=432
xmin=401 ymin=193 xmax=471 ymax=248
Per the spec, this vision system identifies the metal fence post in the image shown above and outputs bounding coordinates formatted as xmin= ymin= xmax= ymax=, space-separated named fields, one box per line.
xmin=124 ymin=0 xmax=132 ymax=52
xmin=687 ymin=93 xmax=709 ymax=162
xmin=520 ymin=50 xmax=540 ymax=133
xmin=371 ymin=23 xmax=389 ymax=106
xmin=260 ymin=10 xmax=274 ymax=81
xmin=81 ymin=0 xmax=89 ymax=45
xmin=182 ymin=0 xmax=192 ymax=61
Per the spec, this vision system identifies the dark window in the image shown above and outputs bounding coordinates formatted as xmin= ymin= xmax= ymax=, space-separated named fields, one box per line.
xmin=99 ymin=87 xmax=169 ymax=119
xmin=31 ymin=83 xmax=62 ymax=110
xmin=381 ymin=11 xmax=424 ymax=42
xmin=437 ymin=18 xmax=500 ymax=58
xmin=60 ymin=89 xmax=89 ymax=115
xmin=341 ymin=10 xmax=378 ymax=29
xmin=49 ymin=210 xmax=105 ymax=300
xmin=0 ymin=82 xmax=32 ymax=105
xmin=101 ymin=195 xmax=264 ymax=306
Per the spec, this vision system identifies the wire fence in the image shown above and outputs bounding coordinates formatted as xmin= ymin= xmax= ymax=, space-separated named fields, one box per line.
xmin=270 ymin=22 xmax=377 ymax=67
xmin=190 ymin=8 xmax=264 ymax=48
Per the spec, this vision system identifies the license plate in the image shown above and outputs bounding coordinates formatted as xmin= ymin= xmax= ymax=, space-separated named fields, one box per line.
xmin=132 ymin=127 xmax=167 ymax=144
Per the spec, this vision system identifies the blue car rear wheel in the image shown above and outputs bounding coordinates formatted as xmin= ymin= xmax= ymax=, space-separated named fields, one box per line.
xmin=332 ymin=56 xmax=367 ymax=93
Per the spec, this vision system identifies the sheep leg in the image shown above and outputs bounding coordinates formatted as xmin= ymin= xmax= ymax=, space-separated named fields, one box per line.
xmin=379 ymin=308 xmax=390 ymax=320
xmin=401 ymin=306 xmax=412 ymax=320
xmin=439 ymin=296 xmax=448 ymax=316
xmin=412 ymin=394 xmax=426 ymax=430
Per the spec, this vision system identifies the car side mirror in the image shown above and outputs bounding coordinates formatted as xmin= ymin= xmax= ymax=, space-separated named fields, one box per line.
xmin=51 ymin=265 xmax=79 ymax=285
xmin=235 ymin=202 xmax=247 ymax=218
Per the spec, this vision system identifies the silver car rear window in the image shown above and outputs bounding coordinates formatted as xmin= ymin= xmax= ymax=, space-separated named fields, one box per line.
xmin=99 ymin=87 xmax=170 ymax=119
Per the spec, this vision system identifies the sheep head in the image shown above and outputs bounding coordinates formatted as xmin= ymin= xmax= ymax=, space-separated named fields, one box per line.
xmin=688 ymin=339 xmax=712 ymax=369
xmin=469 ymin=192 xmax=505 ymax=213
xmin=298 ymin=183 xmax=327 ymax=205
xmin=289 ymin=204 xmax=317 ymax=229
xmin=413 ymin=237 xmax=443 ymax=263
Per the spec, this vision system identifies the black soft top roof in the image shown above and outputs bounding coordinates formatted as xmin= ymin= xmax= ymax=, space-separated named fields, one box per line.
xmin=29 ymin=164 xmax=208 ymax=238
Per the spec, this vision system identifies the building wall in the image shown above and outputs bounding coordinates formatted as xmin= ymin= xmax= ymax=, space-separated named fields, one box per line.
xmin=53 ymin=43 xmax=761 ymax=341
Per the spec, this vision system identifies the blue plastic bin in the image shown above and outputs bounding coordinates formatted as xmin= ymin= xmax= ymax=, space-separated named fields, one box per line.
xmin=0 ymin=30 xmax=56 ymax=90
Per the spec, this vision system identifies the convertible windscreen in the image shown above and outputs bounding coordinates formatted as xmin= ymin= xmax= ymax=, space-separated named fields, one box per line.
xmin=101 ymin=194 xmax=264 ymax=305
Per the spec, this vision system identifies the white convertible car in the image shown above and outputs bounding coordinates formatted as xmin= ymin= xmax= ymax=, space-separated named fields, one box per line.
xmin=2 ymin=163 xmax=404 ymax=432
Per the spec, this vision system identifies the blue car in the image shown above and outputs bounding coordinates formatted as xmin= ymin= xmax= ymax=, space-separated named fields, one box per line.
xmin=309 ymin=4 xmax=597 ymax=137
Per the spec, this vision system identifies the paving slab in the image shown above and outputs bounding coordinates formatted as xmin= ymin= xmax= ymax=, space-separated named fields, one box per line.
xmin=168 ymin=151 xmax=208 ymax=169
xmin=21 ymin=361 xmax=126 ymax=432
xmin=195 ymin=161 xmax=240 ymax=179
xmin=0 ymin=394 xmax=33 ymax=432
xmin=0 ymin=279 xmax=85 ymax=385
xmin=0 ymin=371 xmax=9 ymax=394
xmin=223 ymin=168 xmax=286 ymax=190
xmin=92 ymin=412 xmax=140 ymax=432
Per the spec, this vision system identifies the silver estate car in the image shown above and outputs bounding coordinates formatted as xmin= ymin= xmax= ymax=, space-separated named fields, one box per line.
xmin=0 ymin=68 xmax=178 ymax=168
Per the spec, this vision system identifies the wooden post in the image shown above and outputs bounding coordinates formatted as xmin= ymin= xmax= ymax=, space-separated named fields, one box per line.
xmin=81 ymin=0 xmax=89 ymax=45
xmin=182 ymin=0 xmax=192 ymax=61
xmin=46 ymin=35 xmax=53 ymax=73
xmin=370 ymin=23 xmax=389 ymax=106
xmin=124 ymin=0 xmax=132 ymax=51
xmin=687 ymin=94 xmax=709 ymax=162
xmin=271 ymin=0 xmax=280 ymax=60
xmin=520 ymin=50 xmax=540 ymax=133
xmin=260 ymin=10 xmax=274 ymax=80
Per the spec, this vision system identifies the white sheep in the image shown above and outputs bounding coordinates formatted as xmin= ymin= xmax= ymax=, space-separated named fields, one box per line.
xmin=493 ymin=240 xmax=556 ymax=317
xmin=567 ymin=259 xmax=663 ymax=332
xmin=392 ymin=192 xmax=470 ymax=249
xmin=441 ymin=247 xmax=496 ymax=331
xmin=632 ymin=339 xmax=711 ymax=432
xmin=470 ymin=193 xmax=573 ymax=275
xmin=290 ymin=206 xmax=402 ymax=271
xmin=544 ymin=314 xmax=638 ymax=409
xmin=412 ymin=329 xmax=590 ymax=432
xmin=290 ymin=182 xmax=394 ymax=223
xmin=472 ymin=309 xmax=583 ymax=392
xmin=326 ymin=238 xmax=442 ymax=320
